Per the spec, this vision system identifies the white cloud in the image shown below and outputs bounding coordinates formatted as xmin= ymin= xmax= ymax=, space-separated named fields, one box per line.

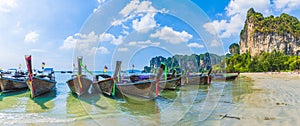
xmin=117 ymin=47 xmax=129 ymax=52
xmin=132 ymin=12 xmax=157 ymax=33
xmin=273 ymin=0 xmax=300 ymax=12
xmin=211 ymin=39 xmax=220 ymax=47
xmin=150 ymin=26 xmax=193 ymax=44
xmin=61 ymin=31 xmax=123 ymax=50
xmin=119 ymin=0 xmax=156 ymax=17
xmin=112 ymin=0 xmax=167 ymax=33
xmin=216 ymin=13 xmax=223 ymax=17
xmin=187 ymin=43 xmax=204 ymax=48
xmin=93 ymin=0 xmax=107 ymax=12
xmin=99 ymin=33 xmax=123 ymax=45
xmin=203 ymin=0 xmax=271 ymax=38
xmin=60 ymin=31 xmax=99 ymax=49
xmin=30 ymin=49 xmax=47 ymax=53
xmin=0 ymin=0 xmax=17 ymax=13
xmin=226 ymin=0 xmax=271 ymax=16
xmin=24 ymin=31 xmax=39 ymax=43
xmin=60 ymin=36 xmax=76 ymax=49
xmin=97 ymin=0 xmax=106 ymax=4
xmin=128 ymin=40 xmax=160 ymax=47
xmin=203 ymin=20 xmax=227 ymax=36
xmin=96 ymin=46 xmax=110 ymax=54
xmin=111 ymin=0 xmax=157 ymax=27
xmin=83 ymin=46 xmax=110 ymax=56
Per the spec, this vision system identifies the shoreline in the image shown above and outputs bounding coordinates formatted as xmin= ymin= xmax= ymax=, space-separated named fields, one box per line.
xmin=220 ymin=72 xmax=300 ymax=125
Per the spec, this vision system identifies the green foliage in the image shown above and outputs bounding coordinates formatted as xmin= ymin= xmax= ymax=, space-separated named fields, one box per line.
xmin=229 ymin=43 xmax=240 ymax=55
xmin=226 ymin=50 xmax=300 ymax=72
xmin=241 ymin=8 xmax=300 ymax=37
xmin=144 ymin=53 xmax=224 ymax=73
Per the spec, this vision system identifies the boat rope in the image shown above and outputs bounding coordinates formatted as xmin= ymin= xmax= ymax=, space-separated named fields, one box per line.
xmin=79 ymin=60 xmax=94 ymax=76
xmin=77 ymin=75 xmax=83 ymax=92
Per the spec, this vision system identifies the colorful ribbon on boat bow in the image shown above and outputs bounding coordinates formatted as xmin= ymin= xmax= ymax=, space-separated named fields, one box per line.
xmin=111 ymin=71 xmax=120 ymax=96
xmin=79 ymin=60 xmax=93 ymax=76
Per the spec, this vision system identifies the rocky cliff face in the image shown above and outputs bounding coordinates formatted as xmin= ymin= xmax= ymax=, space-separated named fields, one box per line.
xmin=240 ymin=8 xmax=300 ymax=56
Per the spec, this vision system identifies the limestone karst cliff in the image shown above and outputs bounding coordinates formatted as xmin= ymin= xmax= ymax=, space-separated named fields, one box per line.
xmin=240 ymin=8 xmax=300 ymax=56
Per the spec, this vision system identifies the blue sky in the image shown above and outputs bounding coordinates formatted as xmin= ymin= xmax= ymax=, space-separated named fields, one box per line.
xmin=1 ymin=0 xmax=300 ymax=71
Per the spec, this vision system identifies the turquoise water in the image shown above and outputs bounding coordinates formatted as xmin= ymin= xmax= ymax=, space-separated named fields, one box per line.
xmin=0 ymin=73 xmax=253 ymax=125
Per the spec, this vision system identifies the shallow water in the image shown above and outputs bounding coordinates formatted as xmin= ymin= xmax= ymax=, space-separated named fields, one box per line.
xmin=0 ymin=73 xmax=254 ymax=125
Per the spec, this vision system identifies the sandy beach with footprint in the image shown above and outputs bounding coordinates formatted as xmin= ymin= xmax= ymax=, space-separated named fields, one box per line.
xmin=220 ymin=73 xmax=300 ymax=126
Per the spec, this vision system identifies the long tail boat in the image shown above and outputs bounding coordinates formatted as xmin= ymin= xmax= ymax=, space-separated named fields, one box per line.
xmin=66 ymin=56 xmax=92 ymax=96
xmin=94 ymin=61 xmax=165 ymax=100
xmin=94 ymin=61 xmax=122 ymax=96
xmin=181 ymin=68 xmax=212 ymax=85
xmin=129 ymin=67 xmax=181 ymax=90
xmin=212 ymin=72 xmax=240 ymax=81
xmin=115 ymin=63 xmax=165 ymax=100
xmin=25 ymin=55 xmax=56 ymax=98
xmin=157 ymin=67 xmax=181 ymax=90
xmin=0 ymin=69 xmax=27 ymax=92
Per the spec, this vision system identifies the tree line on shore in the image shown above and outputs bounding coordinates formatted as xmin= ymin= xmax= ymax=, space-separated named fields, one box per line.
xmin=225 ymin=45 xmax=300 ymax=73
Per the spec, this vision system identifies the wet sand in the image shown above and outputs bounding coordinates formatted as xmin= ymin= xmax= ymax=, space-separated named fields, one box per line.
xmin=221 ymin=73 xmax=300 ymax=126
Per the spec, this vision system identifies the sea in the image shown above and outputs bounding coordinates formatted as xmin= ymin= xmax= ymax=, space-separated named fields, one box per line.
xmin=0 ymin=72 xmax=253 ymax=125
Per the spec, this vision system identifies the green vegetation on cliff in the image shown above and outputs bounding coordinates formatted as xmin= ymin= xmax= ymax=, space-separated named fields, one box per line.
xmin=143 ymin=53 xmax=223 ymax=73
xmin=241 ymin=8 xmax=300 ymax=37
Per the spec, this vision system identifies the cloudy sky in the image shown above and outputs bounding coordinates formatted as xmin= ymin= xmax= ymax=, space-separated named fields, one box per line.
xmin=1 ymin=0 xmax=300 ymax=71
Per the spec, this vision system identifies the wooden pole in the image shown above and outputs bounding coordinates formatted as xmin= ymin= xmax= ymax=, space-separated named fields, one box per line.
xmin=155 ymin=64 xmax=165 ymax=96
xmin=77 ymin=56 xmax=82 ymax=75
xmin=112 ymin=61 xmax=121 ymax=96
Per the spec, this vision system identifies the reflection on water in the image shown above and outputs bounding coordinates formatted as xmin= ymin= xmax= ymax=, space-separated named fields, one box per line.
xmin=0 ymin=89 xmax=28 ymax=111
xmin=118 ymin=99 xmax=159 ymax=115
xmin=231 ymin=76 xmax=254 ymax=103
xmin=26 ymin=89 xmax=56 ymax=113
xmin=0 ymin=73 xmax=256 ymax=125
xmin=177 ymin=76 xmax=255 ymax=125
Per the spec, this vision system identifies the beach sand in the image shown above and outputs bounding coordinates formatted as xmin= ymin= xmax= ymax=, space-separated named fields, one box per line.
xmin=220 ymin=73 xmax=300 ymax=126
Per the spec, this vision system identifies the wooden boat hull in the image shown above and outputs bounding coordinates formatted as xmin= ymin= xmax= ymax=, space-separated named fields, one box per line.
xmin=66 ymin=76 xmax=92 ymax=96
xmin=0 ymin=77 xmax=27 ymax=92
xmin=116 ymin=80 xmax=155 ymax=100
xmin=95 ymin=78 xmax=114 ymax=96
xmin=159 ymin=77 xmax=181 ymax=90
xmin=183 ymin=75 xmax=211 ymax=85
xmin=26 ymin=77 xmax=56 ymax=98
xmin=96 ymin=79 xmax=155 ymax=100
xmin=212 ymin=73 xmax=239 ymax=81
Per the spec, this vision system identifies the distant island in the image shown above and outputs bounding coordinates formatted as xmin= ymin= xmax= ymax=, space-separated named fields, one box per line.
xmin=144 ymin=8 xmax=300 ymax=73
xmin=142 ymin=53 xmax=223 ymax=73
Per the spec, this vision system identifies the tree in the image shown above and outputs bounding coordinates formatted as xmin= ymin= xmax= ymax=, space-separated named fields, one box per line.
xmin=229 ymin=43 xmax=240 ymax=55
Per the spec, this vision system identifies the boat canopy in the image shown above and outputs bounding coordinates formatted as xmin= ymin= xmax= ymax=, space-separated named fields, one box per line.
xmin=44 ymin=68 xmax=54 ymax=71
